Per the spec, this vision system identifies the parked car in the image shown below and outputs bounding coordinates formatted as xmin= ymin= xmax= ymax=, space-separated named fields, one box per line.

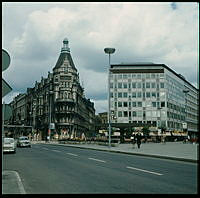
xmin=3 ymin=137 xmax=16 ymax=153
xmin=17 ymin=136 xmax=31 ymax=147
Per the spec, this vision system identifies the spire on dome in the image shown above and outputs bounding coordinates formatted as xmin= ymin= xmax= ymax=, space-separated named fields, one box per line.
xmin=61 ymin=37 xmax=70 ymax=53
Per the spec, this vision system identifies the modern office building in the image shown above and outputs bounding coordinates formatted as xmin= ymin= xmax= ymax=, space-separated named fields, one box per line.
xmin=9 ymin=38 xmax=95 ymax=140
xmin=109 ymin=63 xmax=199 ymax=139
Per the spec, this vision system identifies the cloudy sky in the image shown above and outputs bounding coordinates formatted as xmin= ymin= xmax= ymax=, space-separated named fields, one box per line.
xmin=2 ymin=2 xmax=199 ymax=114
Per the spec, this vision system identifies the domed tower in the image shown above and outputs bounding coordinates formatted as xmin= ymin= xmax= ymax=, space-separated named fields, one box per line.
xmin=53 ymin=38 xmax=77 ymax=72
xmin=52 ymin=38 xmax=89 ymax=139
xmin=61 ymin=37 xmax=70 ymax=53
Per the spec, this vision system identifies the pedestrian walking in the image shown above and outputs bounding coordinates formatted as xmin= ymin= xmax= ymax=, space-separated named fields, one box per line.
xmin=131 ymin=134 xmax=136 ymax=149
xmin=136 ymin=132 xmax=142 ymax=149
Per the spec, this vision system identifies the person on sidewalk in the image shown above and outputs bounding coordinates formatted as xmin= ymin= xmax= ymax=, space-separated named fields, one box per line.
xmin=136 ymin=132 xmax=142 ymax=149
xmin=131 ymin=134 xmax=136 ymax=149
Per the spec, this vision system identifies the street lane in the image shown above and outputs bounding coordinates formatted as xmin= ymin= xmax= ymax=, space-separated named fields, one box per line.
xmin=3 ymin=143 xmax=197 ymax=194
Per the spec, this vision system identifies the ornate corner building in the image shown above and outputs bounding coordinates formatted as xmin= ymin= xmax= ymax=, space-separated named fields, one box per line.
xmin=9 ymin=38 xmax=95 ymax=140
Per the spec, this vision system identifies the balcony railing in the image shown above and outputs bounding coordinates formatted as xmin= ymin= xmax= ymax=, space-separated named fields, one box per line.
xmin=55 ymin=109 xmax=75 ymax=114
xmin=56 ymin=98 xmax=74 ymax=103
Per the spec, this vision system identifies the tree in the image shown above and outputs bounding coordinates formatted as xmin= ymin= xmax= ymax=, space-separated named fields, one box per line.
xmin=142 ymin=126 xmax=150 ymax=137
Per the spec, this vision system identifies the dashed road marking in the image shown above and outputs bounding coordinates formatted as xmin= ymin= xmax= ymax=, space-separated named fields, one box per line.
xmin=126 ymin=166 xmax=163 ymax=176
xmin=66 ymin=153 xmax=78 ymax=156
xmin=88 ymin=157 xmax=106 ymax=163
xmin=42 ymin=148 xmax=49 ymax=150
xmin=52 ymin=149 xmax=61 ymax=153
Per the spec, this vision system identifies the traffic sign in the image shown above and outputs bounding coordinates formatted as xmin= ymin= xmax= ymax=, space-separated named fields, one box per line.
xmin=49 ymin=123 xmax=55 ymax=130
xmin=2 ymin=49 xmax=11 ymax=71
xmin=2 ymin=104 xmax=12 ymax=120
xmin=2 ymin=49 xmax=12 ymax=97
xmin=182 ymin=122 xmax=187 ymax=129
xmin=2 ymin=78 xmax=12 ymax=97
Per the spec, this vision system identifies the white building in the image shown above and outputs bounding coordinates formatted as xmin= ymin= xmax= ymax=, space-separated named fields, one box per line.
xmin=109 ymin=63 xmax=198 ymax=139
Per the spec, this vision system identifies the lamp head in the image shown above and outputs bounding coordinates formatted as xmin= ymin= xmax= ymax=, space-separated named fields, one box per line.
xmin=104 ymin=48 xmax=115 ymax=54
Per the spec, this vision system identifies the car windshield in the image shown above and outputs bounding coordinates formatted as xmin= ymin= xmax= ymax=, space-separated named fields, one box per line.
xmin=19 ymin=137 xmax=28 ymax=140
xmin=4 ymin=138 xmax=14 ymax=143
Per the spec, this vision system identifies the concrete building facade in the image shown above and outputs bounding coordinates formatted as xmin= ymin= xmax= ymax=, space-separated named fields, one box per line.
xmin=109 ymin=63 xmax=198 ymax=139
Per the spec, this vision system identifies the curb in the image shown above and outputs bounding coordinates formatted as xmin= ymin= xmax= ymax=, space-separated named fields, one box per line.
xmin=42 ymin=142 xmax=198 ymax=163
xmin=2 ymin=171 xmax=26 ymax=194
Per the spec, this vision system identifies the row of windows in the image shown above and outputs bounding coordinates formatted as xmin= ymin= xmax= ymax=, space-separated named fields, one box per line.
xmin=111 ymin=120 xmax=187 ymax=130
xmin=166 ymin=74 xmax=183 ymax=90
xmin=110 ymin=73 xmax=164 ymax=80
xmin=167 ymin=102 xmax=185 ymax=113
xmin=167 ymin=121 xmax=186 ymax=129
xmin=111 ymin=91 xmax=165 ymax=99
xmin=110 ymin=82 xmax=164 ymax=89
xmin=117 ymin=110 xmax=185 ymax=120
xmin=167 ymin=112 xmax=185 ymax=120
xmin=117 ymin=110 xmax=164 ymax=118
xmin=115 ymin=101 xmax=165 ymax=108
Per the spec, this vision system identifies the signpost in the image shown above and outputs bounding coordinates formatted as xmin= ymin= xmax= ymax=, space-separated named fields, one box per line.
xmin=2 ymin=104 xmax=12 ymax=121
xmin=2 ymin=49 xmax=12 ymax=173
xmin=2 ymin=49 xmax=11 ymax=71
xmin=2 ymin=49 xmax=12 ymax=136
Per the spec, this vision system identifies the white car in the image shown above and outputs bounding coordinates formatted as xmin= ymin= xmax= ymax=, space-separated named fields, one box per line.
xmin=3 ymin=137 xmax=16 ymax=153
xmin=17 ymin=136 xmax=31 ymax=147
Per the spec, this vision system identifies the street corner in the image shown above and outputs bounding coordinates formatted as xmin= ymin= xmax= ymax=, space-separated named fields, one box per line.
xmin=2 ymin=170 xmax=26 ymax=194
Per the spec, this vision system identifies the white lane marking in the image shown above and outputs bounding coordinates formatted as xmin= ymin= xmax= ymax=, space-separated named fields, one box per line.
xmin=88 ymin=157 xmax=106 ymax=163
xmin=42 ymin=148 xmax=49 ymax=150
xmin=15 ymin=171 xmax=26 ymax=194
xmin=66 ymin=153 xmax=78 ymax=156
xmin=52 ymin=149 xmax=61 ymax=153
xmin=126 ymin=166 xmax=163 ymax=176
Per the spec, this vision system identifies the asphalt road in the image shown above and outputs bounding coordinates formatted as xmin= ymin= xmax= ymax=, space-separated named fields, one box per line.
xmin=3 ymin=143 xmax=198 ymax=194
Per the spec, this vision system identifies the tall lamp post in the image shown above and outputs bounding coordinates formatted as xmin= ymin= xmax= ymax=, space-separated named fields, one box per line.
xmin=157 ymin=107 xmax=163 ymax=133
xmin=32 ymin=99 xmax=36 ymax=140
xmin=183 ymin=90 xmax=189 ymax=138
xmin=104 ymin=47 xmax=115 ymax=148
xmin=49 ymin=90 xmax=54 ymax=142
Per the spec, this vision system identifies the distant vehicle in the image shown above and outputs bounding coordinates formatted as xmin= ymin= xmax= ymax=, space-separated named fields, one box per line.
xmin=3 ymin=137 xmax=16 ymax=153
xmin=17 ymin=136 xmax=31 ymax=147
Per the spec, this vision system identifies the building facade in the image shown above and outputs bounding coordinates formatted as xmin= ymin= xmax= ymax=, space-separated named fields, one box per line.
xmin=9 ymin=38 xmax=95 ymax=140
xmin=109 ymin=63 xmax=199 ymax=138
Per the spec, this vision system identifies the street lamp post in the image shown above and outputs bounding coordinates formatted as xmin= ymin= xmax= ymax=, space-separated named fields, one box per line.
xmin=104 ymin=47 xmax=115 ymax=148
xmin=183 ymin=90 xmax=189 ymax=138
xmin=157 ymin=107 xmax=162 ymax=130
xmin=33 ymin=99 xmax=36 ymax=140
xmin=49 ymin=90 xmax=54 ymax=142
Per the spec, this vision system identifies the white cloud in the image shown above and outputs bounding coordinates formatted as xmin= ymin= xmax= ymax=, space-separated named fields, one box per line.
xmin=93 ymin=99 xmax=108 ymax=114
xmin=2 ymin=2 xmax=198 ymax=114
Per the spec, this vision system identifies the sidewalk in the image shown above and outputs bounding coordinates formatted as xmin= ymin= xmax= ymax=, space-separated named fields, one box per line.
xmin=44 ymin=141 xmax=198 ymax=163
xmin=2 ymin=171 xmax=26 ymax=194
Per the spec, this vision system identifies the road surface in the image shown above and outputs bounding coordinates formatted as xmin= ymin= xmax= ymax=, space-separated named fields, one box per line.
xmin=3 ymin=143 xmax=198 ymax=194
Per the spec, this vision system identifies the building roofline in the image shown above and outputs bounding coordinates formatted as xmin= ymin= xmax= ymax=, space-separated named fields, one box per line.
xmin=110 ymin=63 xmax=198 ymax=91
